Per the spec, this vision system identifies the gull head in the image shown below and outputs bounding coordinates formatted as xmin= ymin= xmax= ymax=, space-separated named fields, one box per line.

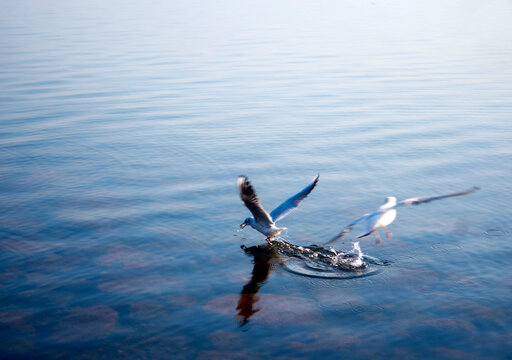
xmin=383 ymin=196 xmax=397 ymax=208
xmin=240 ymin=217 xmax=253 ymax=229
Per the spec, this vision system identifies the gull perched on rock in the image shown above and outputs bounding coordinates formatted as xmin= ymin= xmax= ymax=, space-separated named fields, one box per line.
xmin=238 ymin=174 xmax=319 ymax=245
xmin=327 ymin=187 xmax=479 ymax=244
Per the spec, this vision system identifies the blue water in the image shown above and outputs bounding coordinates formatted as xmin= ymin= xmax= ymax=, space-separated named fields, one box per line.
xmin=1 ymin=0 xmax=512 ymax=358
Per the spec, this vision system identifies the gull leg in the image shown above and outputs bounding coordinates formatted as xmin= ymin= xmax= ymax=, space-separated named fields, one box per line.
xmin=374 ymin=231 xmax=381 ymax=244
xmin=266 ymin=237 xmax=272 ymax=246
xmin=384 ymin=226 xmax=392 ymax=239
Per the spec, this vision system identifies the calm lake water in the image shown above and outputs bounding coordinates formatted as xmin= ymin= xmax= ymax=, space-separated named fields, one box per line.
xmin=1 ymin=0 xmax=512 ymax=358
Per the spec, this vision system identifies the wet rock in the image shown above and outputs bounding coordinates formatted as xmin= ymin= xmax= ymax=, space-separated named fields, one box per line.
xmin=24 ymin=272 xmax=54 ymax=285
xmin=169 ymin=294 xmax=199 ymax=308
xmin=204 ymin=293 xmax=320 ymax=326
xmin=226 ymin=269 xmax=250 ymax=284
xmin=358 ymin=348 xmax=420 ymax=359
xmin=312 ymin=287 xmax=367 ymax=314
xmin=0 ymin=270 xmax=21 ymax=289
xmin=119 ymin=335 xmax=194 ymax=360
xmin=0 ymin=338 xmax=34 ymax=356
xmin=385 ymin=316 xmax=476 ymax=343
xmin=0 ymin=309 xmax=35 ymax=334
xmin=96 ymin=244 xmax=168 ymax=269
xmin=391 ymin=268 xmax=439 ymax=293
xmin=286 ymin=327 xmax=360 ymax=353
xmin=432 ymin=347 xmax=478 ymax=359
xmin=198 ymin=350 xmax=257 ymax=360
xmin=444 ymin=300 xmax=506 ymax=329
xmin=0 ymin=239 xmax=62 ymax=257
xmin=51 ymin=305 xmax=118 ymax=343
xmin=288 ymin=334 xmax=360 ymax=352
xmin=129 ymin=302 xmax=168 ymax=321
xmin=207 ymin=253 xmax=233 ymax=266
xmin=99 ymin=275 xmax=181 ymax=295
xmin=208 ymin=330 xmax=243 ymax=349
xmin=23 ymin=253 xmax=86 ymax=273
xmin=422 ymin=318 xmax=476 ymax=331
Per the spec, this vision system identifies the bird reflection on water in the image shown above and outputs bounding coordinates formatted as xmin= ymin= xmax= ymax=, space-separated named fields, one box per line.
xmin=236 ymin=244 xmax=282 ymax=326
xmin=236 ymin=240 xmax=385 ymax=325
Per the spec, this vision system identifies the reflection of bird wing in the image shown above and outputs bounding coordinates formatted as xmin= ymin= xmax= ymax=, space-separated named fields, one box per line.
xmin=238 ymin=176 xmax=273 ymax=225
xmin=326 ymin=211 xmax=377 ymax=244
xmin=270 ymin=174 xmax=319 ymax=223
xmin=395 ymin=186 xmax=480 ymax=208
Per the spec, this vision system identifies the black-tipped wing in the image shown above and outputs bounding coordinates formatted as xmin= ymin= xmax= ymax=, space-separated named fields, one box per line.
xmin=238 ymin=176 xmax=273 ymax=225
xmin=325 ymin=212 xmax=373 ymax=244
xmin=270 ymin=174 xmax=320 ymax=223
xmin=396 ymin=186 xmax=480 ymax=207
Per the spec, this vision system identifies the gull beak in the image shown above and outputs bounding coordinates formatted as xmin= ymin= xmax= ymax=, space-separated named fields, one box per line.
xmin=240 ymin=223 xmax=246 ymax=229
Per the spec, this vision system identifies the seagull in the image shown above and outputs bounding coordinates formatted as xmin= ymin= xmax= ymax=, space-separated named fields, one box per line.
xmin=238 ymin=174 xmax=319 ymax=245
xmin=327 ymin=186 xmax=479 ymax=244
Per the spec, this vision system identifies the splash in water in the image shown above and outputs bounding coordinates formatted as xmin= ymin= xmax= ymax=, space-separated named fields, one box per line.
xmin=271 ymin=240 xmax=388 ymax=279
xmin=337 ymin=241 xmax=364 ymax=267
xmin=237 ymin=239 xmax=388 ymax=325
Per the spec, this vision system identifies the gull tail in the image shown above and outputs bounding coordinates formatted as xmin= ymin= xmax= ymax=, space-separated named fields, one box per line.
xmin=357 ymin=230 xmax=374 ymax=239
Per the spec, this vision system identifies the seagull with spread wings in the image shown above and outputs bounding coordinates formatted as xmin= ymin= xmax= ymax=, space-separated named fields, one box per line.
xmin=238 ymin=174 xmax=319 ymax=245
xmin=327 ymin=187 xmax=479 ymax=244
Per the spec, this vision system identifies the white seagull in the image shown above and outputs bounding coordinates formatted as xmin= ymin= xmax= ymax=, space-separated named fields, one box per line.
xmin=327 ymin=187 xmax=479 ymax=244
xmin=238 ymin=174 xmax=319 ymax=245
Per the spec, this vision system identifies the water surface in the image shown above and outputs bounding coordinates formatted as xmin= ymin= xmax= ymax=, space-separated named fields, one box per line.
xmin=1 ymin=0 xmax=512 ymax=358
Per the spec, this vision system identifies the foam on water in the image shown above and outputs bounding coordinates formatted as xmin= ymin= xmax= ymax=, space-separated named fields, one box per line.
xmin=272 ymin=240 xmax=388 ymax=279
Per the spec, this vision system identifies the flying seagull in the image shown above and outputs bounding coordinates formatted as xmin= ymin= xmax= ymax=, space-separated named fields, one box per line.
xmin=327 ymin=186 xmax=479 ymax=244
xmin=238 ymin=174 xmax=319 ymax=245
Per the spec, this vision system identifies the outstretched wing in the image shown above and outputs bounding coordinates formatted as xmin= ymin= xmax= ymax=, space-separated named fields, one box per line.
xmin=326 ymin=212 xmax=374 ymax=244
xmin=396 ymin=186 xmax=480 ymax=207
xmin=270 ymin=174 xmax=320 ymax=223
xmin=238 ymin=176 xmax=273 ymax=225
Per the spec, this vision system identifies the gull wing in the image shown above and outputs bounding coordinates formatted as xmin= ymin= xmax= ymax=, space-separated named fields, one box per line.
xmin=395 ymin=186 xmax=480 ymax=207
xmin=270 ymin=174 xmax=319 ymax=223
xmin=238 ymin=176 xmax=273 ymax=225
xmin=326 ymin=212 xmax=374 ymax=244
